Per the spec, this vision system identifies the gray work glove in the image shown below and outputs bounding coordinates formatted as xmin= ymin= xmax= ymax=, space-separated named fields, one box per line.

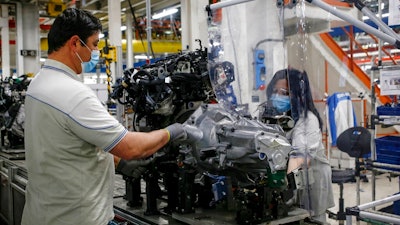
xmin=116 ymin=158 xmax=153 ymax=178
xmin=165 ymin=123 xmax=188 ymax=142
xmin=165 ymin=123 xmax=203 ymax=143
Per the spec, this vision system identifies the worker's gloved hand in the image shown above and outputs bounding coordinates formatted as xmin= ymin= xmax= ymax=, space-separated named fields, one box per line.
xmin=165 ymin=123 xmax=188 ymax=142
xmin=165 ymin=123 xmax=203 ymax=143
xmin=116 ymin=158 xmax=152 ymax=178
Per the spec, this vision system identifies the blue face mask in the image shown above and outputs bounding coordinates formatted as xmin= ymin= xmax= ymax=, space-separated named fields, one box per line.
xmin=82 ymin=50 xmax=100 ymax=72
xmin=271 ymin=94 xmax=291 ymax=113
xmin=75 ymin=38 xmax=100 ymax=73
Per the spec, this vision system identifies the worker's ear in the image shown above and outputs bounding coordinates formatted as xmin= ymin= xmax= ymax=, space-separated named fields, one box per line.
xmin=69 ymin=35 xmax=80 ymax=50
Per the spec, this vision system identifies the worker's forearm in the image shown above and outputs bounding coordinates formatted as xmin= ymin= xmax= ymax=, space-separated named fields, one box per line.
xmin=110 ymin=129 xmax=169 ymax=160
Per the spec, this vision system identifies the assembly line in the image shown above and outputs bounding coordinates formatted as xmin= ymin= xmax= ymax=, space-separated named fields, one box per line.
xmin=1 ymin=0 xmax=400 ymax=225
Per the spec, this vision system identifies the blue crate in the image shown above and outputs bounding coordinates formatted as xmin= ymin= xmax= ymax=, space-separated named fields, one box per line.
xmin=377 ymin=153 xmax=400 ymax=165
xmin=375 ymin=136 xmax=400 ymax=165
xmin=377 ymin=106 xmax=400 ymax=116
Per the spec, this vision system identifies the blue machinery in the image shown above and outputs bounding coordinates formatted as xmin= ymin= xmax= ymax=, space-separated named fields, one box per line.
xmin=254 ymin=49 xmax=267 ymax=90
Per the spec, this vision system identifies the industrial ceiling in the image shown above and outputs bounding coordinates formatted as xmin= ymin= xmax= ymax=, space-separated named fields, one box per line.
xmin=14 ymin=0 xmax=182 ymax=33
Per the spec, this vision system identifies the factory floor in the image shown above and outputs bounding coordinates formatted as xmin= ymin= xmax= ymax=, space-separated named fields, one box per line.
xmin=326 ymin=170 xmax=400 ymax=225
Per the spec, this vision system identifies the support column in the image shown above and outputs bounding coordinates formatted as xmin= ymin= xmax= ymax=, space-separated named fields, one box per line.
xmin=180 ymin=0 xmax=190 ymax=51
xmin=108 ymin=0 xmax=122 ymax=77
xmin=146 ymin=0 xmax=152 ymax=59
xmin=180 ymin=0 xmax=208 ymax=51
xmin=1 ymin=4 xmax=10 ymax=78
xmin=16 ymin=2 xmax=40 ymax=76
xmin=126 ymin=12 xmax=134 ymax=68
xmin=108 ymin=0 xmax=124 ymax=123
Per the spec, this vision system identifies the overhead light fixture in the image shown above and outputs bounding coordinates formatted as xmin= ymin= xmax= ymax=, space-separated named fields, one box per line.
xmin=152 ymin=8 xmax=178 ymax=19
xmin=362 ymin=13 xmax=389 ymax=21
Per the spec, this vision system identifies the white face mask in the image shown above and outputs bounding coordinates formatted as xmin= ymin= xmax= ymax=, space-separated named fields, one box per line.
xmin=75 ymin=38 xmax=99 ymax=73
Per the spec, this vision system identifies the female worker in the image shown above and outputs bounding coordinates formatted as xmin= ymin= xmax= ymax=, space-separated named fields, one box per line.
xmin=266 ymin=68 xmax=334 ymax=223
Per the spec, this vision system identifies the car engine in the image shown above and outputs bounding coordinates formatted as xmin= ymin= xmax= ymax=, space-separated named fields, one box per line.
xmin=110 ymin=42 xmax=294 ymax=224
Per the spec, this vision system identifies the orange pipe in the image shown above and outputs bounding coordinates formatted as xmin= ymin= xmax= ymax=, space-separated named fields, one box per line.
xmin=319 ymin=33 xmax=391 ymax=104
xmin=368 ymin=34 xmax=397 ymax=65
xmin=354 ymin=55 xmax=400 ymax=65
xmin=341 ymin=26 xmax=371 ymax=61
xmin=322 ymin=0 xmax=353 ymax=7
xmin=376 ymin=132 xmax=400 ymax=137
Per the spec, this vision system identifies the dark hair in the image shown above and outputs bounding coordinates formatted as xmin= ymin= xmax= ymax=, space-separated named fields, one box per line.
xmin=267 ymin=68 xmax=323 ymax=131
xmin=266 ymin=69 xmax=287 ymax=99
xmin=47 ymin=8 xmax=102 ymax=54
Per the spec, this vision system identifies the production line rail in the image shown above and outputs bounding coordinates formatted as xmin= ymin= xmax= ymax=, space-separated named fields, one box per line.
xmin=0 ymin=153 xmax=310 ymax=225
xmin=112 ymin=173 xmax=310 ymax=225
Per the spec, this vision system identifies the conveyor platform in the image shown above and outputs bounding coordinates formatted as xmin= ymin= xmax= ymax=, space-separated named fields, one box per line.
xmin=0 ymin=154 xmax=311 ymax=225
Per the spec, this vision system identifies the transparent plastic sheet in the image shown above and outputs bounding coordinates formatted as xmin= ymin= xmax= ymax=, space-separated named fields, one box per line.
xmin=282 ymin=1 xmax=334 ymax=222
xmin=208 ymin=1 xmax=286 ymax=117
xmin=207 ymin=0 xmax=331 ymax=221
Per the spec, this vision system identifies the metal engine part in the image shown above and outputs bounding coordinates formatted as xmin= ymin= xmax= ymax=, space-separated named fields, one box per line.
xmin=110 ymin=43 xmax=294 ymax=224
xmin=184 ymin=103 xmax=291 ymax=179
xmin=0 ymin=75 xmax=30 ymax=149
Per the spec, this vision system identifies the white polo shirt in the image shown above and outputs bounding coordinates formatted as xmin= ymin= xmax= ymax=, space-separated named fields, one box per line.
xmin=21 ymin=59 xmax=128 ymax=225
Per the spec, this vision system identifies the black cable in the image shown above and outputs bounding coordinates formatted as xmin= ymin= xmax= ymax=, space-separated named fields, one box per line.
xmin=255 ymin=38 xmax=283 ymax=50
xmin=127 ymin=0 xmax=155 ymax=59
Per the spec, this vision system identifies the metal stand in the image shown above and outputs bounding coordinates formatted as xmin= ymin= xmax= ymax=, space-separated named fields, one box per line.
xmin=144 ymin=172 xmax=160 ymax=216
xmin=124 ymin=177 xmax=143 ymax=207
xmin=346 ymin=193 xmax=400 ymax=225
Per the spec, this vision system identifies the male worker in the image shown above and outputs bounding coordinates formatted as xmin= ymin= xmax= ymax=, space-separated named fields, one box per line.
xmin=21 ymin=8 xmax=187 ymax=225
